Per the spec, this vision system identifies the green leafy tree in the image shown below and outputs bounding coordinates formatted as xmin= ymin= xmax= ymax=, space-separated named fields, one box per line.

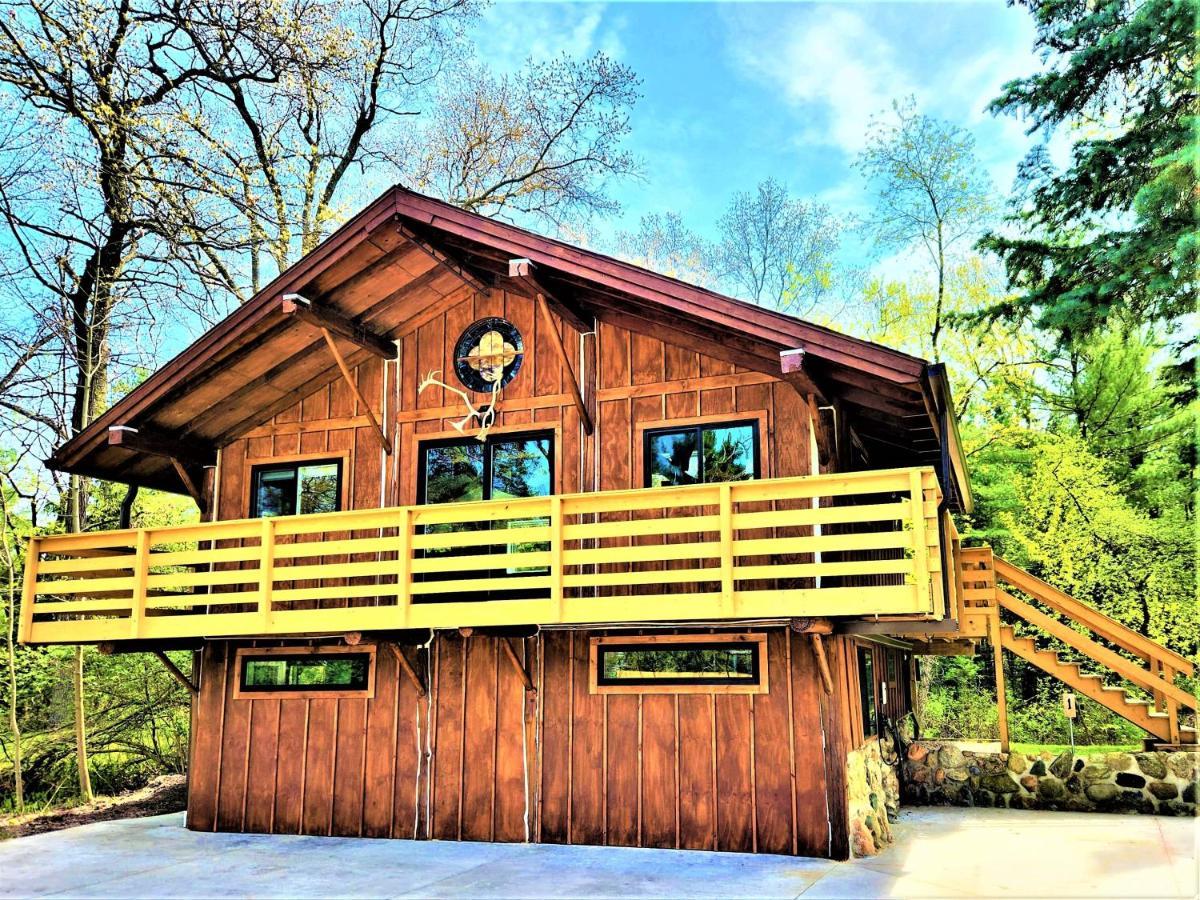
xmin=980 ymin=0 xmax=1197 ymax=392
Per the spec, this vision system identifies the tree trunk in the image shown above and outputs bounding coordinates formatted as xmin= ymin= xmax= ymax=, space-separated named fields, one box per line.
xmin=3 ymin=541 xmax=23 ymax=812
xmin=73 ymin=644 xmax=93 ymax=803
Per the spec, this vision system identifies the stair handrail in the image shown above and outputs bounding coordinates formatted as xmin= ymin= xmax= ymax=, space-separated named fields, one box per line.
xmin=996 ymin=590 xmax=1198 ymax=712
xmin=992 ymin=556 xmax=1194 ymax=677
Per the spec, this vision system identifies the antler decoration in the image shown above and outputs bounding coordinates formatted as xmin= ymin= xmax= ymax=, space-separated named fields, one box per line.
xmin=418 ymin=370 xmax=502 ymax=442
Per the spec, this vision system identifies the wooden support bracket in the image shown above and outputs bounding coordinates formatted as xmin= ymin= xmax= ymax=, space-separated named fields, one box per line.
xmin=508 ymin=258 xmax=593 ymax=335
xmin=387 ymin=642 xmax=426 ymax=697
xmin=153 ymin=650 xmax=198 ymax=695
xmin=811 ymin=634 xmax=834 ymax=695
xmin=319 ymin=328 xmax=392 ymax=454
xmin=281 ymin=294 xmax=395 ymax=359
xmin=500 ymin=636 xmax=535 ymax=693
xmin=108 ymin=427 xmax=211 ymax=506
xmin=534 ymin=291 xmax=594 ymax=435
xmin=780 ymin=349 xmax=828 ymax=403
xmin=397 ymin=222 xmax=491 ymax=294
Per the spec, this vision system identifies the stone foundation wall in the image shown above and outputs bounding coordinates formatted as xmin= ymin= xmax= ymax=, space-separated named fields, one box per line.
xmin=904 ymin=742 xmax=1198 ymax=816
xmin=847 ymin=735 xmax=902 ymax=856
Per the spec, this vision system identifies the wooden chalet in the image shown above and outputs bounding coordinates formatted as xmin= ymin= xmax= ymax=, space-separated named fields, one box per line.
xmin=20 ymin=187 xmax=1196 ymax=859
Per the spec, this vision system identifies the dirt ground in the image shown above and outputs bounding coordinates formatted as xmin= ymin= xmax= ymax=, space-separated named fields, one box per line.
xmin=0 ymin=774 xmax=187 ymax=841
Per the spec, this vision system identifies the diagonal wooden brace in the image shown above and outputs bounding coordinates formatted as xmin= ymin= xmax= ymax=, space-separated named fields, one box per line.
xmin=320 ymin=328 xmax=392 ymax=454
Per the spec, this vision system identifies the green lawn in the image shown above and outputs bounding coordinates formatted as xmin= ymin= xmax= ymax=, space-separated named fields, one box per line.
xmin=1010 ymin=742 xmax=1141 ymax=757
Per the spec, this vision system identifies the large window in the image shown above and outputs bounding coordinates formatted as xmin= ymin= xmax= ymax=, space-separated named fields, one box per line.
xmin=250 ymin=459 xmax=342 ymax=518
xmin=589 ymin=634 xmax=767 ymax=694
xmin=417 ymin=432 xmax=554 ymax=597
xmin=644 ymin=420 xmax=759 ymax=487
xmin=234 ymin=646 xmax=375 ymax=699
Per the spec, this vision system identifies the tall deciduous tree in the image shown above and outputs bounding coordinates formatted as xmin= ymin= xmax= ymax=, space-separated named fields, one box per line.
xmin=611 ymin=212 xmax=715 ymax=287
xmin=980 ymin=0 xmax=1197 ymax=394
xmin=856 ymin=98 xmax=994 ymax=356
xmin=714 ymin=177 xmax=843 ymax=314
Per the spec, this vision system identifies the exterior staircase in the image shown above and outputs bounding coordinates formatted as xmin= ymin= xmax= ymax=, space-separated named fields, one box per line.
xmin=960 ymin=551 xmax=1197 ymax=746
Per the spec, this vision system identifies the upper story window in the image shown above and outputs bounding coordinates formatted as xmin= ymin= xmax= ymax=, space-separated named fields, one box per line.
xmin=644 ymin=420 xmax=759 ymax=488
xmin=250 ymin=459 xmax=342 ymax=518
xmin=419 ymin=432 xmax=553 ymax=504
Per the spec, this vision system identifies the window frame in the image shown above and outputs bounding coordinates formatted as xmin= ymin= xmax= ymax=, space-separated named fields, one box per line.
xmin=233 ymin=644 xmax=377 ymax=700
xmin=639 ymin=414 xmax=765 ymax=489
xmin=856 ymin=645 xmax=879 ymax=739
xmin=247 ymin=453 xmax=347 ymax=519
xmin=588 ymin=633 xmax=769 ymax=695
xmin=416 ymin=429 xmax=556 ymax=506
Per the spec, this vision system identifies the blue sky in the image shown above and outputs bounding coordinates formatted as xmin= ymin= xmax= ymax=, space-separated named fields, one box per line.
xmin=472 ymin=1 xmax=1043 ymax=259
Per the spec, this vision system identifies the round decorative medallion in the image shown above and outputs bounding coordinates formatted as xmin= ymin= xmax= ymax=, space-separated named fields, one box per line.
xmin=453 ymin=317 xmax=524 ymax=393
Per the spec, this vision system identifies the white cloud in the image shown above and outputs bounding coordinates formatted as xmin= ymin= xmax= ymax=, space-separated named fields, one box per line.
xmin=472 ymin=2 xmax=625 ymax=73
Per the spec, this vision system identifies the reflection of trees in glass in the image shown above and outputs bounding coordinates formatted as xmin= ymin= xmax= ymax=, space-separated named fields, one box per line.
xmin=648 ymin=424 xmax=754 ymax=487
xmin=253 ymin=462 xmax=341 ymax=517
xmin=425 ymin=443 xmax=484 ymax=504
xmin=243 ymin=655 xmax=369 ymax=689
xmin=299 ymin=465 xmax=339 ymax=514
xmin=491 ymin=438 xmax=552 ymax=499
xmin=602 ymin=646 xmax=754 ymax=681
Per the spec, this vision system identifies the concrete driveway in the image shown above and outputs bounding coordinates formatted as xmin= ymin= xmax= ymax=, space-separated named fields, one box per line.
xmin=0 ymin=807 xmax=1195 ymax=899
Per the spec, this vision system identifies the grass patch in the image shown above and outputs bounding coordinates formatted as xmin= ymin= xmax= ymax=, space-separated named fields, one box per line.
xmin=1011 ymin=742 xmax=1140 ymax=756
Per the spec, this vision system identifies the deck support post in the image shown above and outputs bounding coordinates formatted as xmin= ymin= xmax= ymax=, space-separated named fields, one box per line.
xmin=989 ymin=611 xmax=1010 ymax=753
xmin=319 ymin=327 xmax=393 ymax=454
xmin=153 ymin=649 xmax=199 ymax=695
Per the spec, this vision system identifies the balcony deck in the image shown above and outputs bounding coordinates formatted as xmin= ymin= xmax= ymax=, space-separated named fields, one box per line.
xmin=20 ymin=468 xmax=950 ymax=645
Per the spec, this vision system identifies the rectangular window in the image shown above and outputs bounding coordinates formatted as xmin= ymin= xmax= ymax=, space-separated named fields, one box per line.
xmin=589 ymin=634 xmax=768 ymax=694
xmin=644 ymin=420 xmax=759 ymax=487
xmin=858 ymin=647 xmax=878 ymax=738
xmin=234 ymin=646 xmax=375 ymax=699
xmin=250 ymin=459 xmax=342 ymax=518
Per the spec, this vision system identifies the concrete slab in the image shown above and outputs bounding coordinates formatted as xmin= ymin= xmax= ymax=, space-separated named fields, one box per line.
xmin=0 ymin=807 xmax=1195 ymax=899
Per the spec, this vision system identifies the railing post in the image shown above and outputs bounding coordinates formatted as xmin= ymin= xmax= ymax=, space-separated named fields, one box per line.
xmin=397 ymin=507 xmax=412 ymax=629
xmin=909 ymin=469 xmax=931 ymax=614
xmin=259 ymin=517 xmax=275 ymax=632
xmin=129 ymin=529 xmax=151 ymax=639
xmin=1163 ymin=664 xmax=1179 ymax=744
xmin=18 ymin=536 xmax=39 ymax=644
xmin=719 ymin=483 xmax=734 ymax=616
xmin=1149 ymin=656 xmax=1164 ymax=712
xmin=989 ymin=609 xmax=1010 ymax=753
xmin=550 ymin=496 xmax=564 ymax=622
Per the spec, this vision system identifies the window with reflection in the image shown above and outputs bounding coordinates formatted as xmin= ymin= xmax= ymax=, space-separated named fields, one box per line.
xmin=418 ymin=432 xmax=554 ymax=595
xmin=590 ymin=634 xmax=767 ymax=694
xmin=250 ymin=459 xmax=342 ymax=517
xmin=644 ymin=421 xmax=759 ymax=487
xmin=858 ymin=647 xmax=879 ymax=737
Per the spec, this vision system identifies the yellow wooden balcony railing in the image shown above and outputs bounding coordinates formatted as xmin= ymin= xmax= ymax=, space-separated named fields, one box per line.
xmin=20 ymin=467 xmax=947 ymax=645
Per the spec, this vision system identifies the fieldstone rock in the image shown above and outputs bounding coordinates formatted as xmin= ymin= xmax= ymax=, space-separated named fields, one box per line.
xmin=1086 ymin=782 xmax=1119 ymax=803
xmin=1050 ymin=751 xmax=1074 ymax=779
xmin=1007 ymin=752 xmax=1027 ymax=774
xmin=980 ymin=773 xmax=1019 ymax=794
xmin=979 ymin=756 xmax=1006 ymax=776
xmin=1115 ymin=772 xmax=1146 ymax=789
xmin=939 ymin=745 xmax=965 ymax=770
xmin=1106 ymin=752 xmax=1134 ymax=772
xmin=908 ymin=743 xmax=930 ymax=763
xmin=1081 ymin=764 xmax=1110 ymax=783
xmin=945 ymin=766 xmax=970 ymax=783
xmin=910 ymin=765 xmax=930 ymax=784
xmin=1014 ymin=793 xmax=1039 ymax=810
xmin=1065 ymin=796 xmax=1092 ymax=812
xmin=1148 ymin=781 xmax=1178 ymax=800
xmin=1073 ymin=758 xmax=1085 ymax=772
xmin=1030 ymin=760 xmax=1047 ymax=777
xmin=1019 ymin=775 xmax=1038 ymax=792
xmin=1160 ymin=801 xmax=1191 ymax=817
xmin=1166 ymin=753 xmax=1196 ymax=781
xmin=1038 ymin=778 xmax=1066 ymax=800
xmin=1065 ymin=775 xmax=1083 ymax=794
xmin=1182 ymin=782 xmax=1195 ymax=805
xmin=933 ymin=768 xmax=946 ymax=785
xmin=1135 ymin=752 xmax=1167 ymax=780
xmin=968 ymin=765 xmax=981 ymax=777
xmin=1116 ymin=790 xmax=1154 ymax=814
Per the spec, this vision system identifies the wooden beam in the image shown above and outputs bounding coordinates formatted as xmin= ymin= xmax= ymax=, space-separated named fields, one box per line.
xmin=396 ymin=222 xmax=490 ymax=294
xmin=387 ymin=642 xmax=426 ymax=697
xmin=107 ymin=426 xmax=215 ymax=469
xmin=989 ymin=613 xmax=1010 ymax=753
xmin=779 ymin=349 xmax=827 ymax=403
xmin=281 ymin=294 xmax=396 ymax=359
xmin=500 ymin=636 xmax=535 ymax=692
xmin=169 ymin=458 xmax=204 ymax=507
xmin=152 ymin=650 xmax=198 ymax=695
xmin=508 ymin=258 xmax=593 ymax=334
xmin=811 ymin=634 xmax=834 ymax=695
xmin=319 ymin=328 xmax=392 ymax=454
xmin=535 ymin=293 xmax=595 ymax=435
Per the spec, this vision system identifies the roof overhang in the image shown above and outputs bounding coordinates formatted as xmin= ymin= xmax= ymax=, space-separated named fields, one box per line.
xmin=48 ymin=185 xmax=973 ymax=511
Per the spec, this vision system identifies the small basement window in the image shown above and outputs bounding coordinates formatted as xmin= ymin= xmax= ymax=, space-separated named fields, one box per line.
xmin=589 ymin=634 xmax=767 ymax=694
xmin=234 ymin=646 xmax=375 ymax=699
xmin=250 ymin=458 xmax=342 ymax=518
xmin=857 ymin=647 xmax=878 ymax=738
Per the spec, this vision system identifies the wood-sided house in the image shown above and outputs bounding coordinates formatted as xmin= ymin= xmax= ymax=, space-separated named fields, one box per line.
xmin=19 ymin=187 xmax=1195 ymax=860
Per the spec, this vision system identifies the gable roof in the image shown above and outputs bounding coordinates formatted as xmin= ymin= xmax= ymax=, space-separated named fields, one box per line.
xmin=48 ymin=185 xmax=972 ymax=511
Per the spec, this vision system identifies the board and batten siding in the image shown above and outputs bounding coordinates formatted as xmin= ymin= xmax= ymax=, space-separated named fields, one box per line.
xmin=186 ymin=628 xmax=858 ymax=859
